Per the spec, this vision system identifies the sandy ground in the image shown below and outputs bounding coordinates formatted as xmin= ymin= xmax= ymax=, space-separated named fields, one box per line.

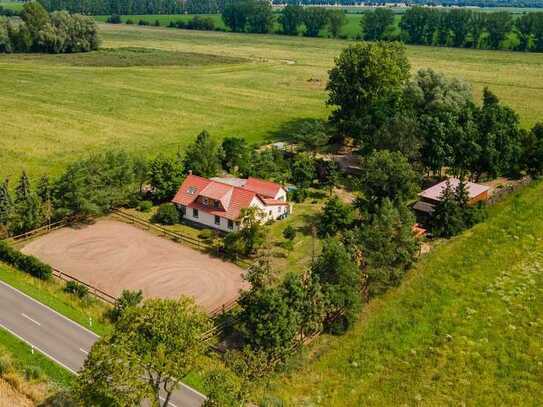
xmin=22 ymin=219 xmax=248 ymax=312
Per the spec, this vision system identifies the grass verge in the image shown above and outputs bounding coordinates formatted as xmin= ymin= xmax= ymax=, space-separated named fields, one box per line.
xmin=258 ymin=180 xmax=543 ymax=405
xmin=0 ymin=263 xmax=112 ymax=336
xmin=0 ymin=328 xmax=74 ymax=389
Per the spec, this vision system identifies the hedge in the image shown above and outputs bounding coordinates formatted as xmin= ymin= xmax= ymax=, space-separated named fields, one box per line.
xmin=0 ymin=241 xmax=52 ymax=280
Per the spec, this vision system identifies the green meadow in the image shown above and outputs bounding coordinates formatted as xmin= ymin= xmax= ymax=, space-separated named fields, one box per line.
xmin=1 ymin=23 xmax=543 ymax=180
xmin=257 ymin=180 xmax=543 ymax=405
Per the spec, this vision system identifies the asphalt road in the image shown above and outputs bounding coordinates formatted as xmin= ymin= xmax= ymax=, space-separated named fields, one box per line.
xmin=0 ymin=280 xmax=205 ymax=407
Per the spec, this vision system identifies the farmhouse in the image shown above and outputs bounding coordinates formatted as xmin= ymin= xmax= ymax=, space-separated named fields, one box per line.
xmin=413 ymin=178 xmax=490 ymax=216
xmin=172 ymin=174 xmax=290 ymax=232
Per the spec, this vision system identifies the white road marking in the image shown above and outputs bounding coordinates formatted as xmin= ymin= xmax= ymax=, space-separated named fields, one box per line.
xmin=21 ymin=313 xmax=41 ymax=326
xmin=0 ymin=280 xmax=206 ymax=406
xmin=0 ymin=322 xmax=77 ymax=374
xmin=159 ymin=396 xmax=179 ymax=407
xmin=79 ymin=348 xmax=88 ymax=354
xmin=0 ymin=280 xmax=99 ymax=338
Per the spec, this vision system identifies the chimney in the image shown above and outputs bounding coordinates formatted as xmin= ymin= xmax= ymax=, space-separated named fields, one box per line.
xmin=188 ymin=170 xmax=192 ymax=175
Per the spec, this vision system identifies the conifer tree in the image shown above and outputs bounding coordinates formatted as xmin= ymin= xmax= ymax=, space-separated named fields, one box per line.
xmin=0 ymin=178 xmax=12 ymax=231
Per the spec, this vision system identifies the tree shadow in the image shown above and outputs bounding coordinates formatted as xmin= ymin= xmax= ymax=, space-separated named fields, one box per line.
xmin=264 ymin=117 xmax=329 ymax=144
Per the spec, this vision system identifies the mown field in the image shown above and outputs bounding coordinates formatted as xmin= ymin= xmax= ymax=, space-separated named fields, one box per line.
xmin=1 ymin=23 xmax=543 ymax=180
xmin=257 ymin=180 xmax=543 ymax=405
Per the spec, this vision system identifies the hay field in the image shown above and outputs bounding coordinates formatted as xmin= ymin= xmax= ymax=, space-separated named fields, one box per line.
xmin=1 ymin=23 xmax=542 ymax=179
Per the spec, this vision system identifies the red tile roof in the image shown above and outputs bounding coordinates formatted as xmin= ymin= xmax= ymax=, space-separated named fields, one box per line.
xmin=243 ymin=177 xmax=283 ymax=198
xmin=172 ymin=175 xmax=285 ymax=220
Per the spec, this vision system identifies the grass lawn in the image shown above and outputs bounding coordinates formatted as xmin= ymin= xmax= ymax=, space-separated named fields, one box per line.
xmin=0 ymin=1 xmax=22 ymax=11
xmin=0 ymin=263 xmax=112 ymax=336
xmin=1 ymin=24 xmax=543 ymax=181
xmin=0 ymin=328 xmax=74 ymax=388
xmin=255 ymin=180 xmax=543 ymax=405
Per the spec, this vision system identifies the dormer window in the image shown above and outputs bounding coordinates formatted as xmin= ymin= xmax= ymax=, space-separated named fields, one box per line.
xmin=214 ymin=200 xmax=220 ymax=209
xmin=202 ymin=197 xmax=209 ymax=206
xmin=187 ymin=186 xmax=197 ymax=195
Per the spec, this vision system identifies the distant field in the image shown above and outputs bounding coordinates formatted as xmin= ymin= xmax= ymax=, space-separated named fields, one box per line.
xmin=0 ymin=1 xmax=22 ymax=11
xmin=94 ymin=13 xmax=367 ymax=38
xmin=259 ymin=180 xmax=543 ymax=405
xmin=1 ymin=23 xmax=543 ymax=180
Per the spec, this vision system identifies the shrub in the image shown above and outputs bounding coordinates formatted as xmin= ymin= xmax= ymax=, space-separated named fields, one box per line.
xmin=0 ymin=241 xmax=52 ymax=280
xmin=106 ymin=289 xmax=143 ymax=323
xmin=151 ymin=203 xmax=179 ymax=225
xmin=154 ymin=19 xmax=160 ymax=27
xmin=198 ymin=228 xmax=218 ymax=243
xmin=24 ymin=366 xmax=43 ymax=381
xmin=138 ymin=19 xmax=150 ymax=26
xmin=64 ymin=281 xmax=89 ymax=299
xmin=289 ymin=188 xmax=306 ymax=203
xmin=106 ymin=14 xmax=121 ymax=24
xmin=126 ymin=19 xmax=134 ymax=25
xmin=168 ymin=21 xmax=176 ymax=28
xmin=282 ymin=225 xmax=296 ymax=240
xmin=138 ymin=200 xmax=153 ymax=212
xmin=175 ymin=20 xmax=186 ymax=29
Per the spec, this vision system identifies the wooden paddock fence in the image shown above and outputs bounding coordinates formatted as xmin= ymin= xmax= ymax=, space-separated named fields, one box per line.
xmin=52 ymin=266 xmax=117 ymax=305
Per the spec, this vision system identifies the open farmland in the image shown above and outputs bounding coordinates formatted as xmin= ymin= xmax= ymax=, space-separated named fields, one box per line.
xmin=1 ymin=23 xmax=543 ymax=180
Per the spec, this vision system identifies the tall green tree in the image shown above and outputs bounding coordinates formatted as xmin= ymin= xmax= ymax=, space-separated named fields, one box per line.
xmin=448 ymin=9 xmax=472 ymax=48
xmin=484 ymin=11 xmax=513 ymax=49
xmin=0 ymin=178 xmax=12 ymax=232
xmin=362 ymin=8 xmax=394 ymax=41
xmin=291 ymin=152 xmax=316 ymax=188
xmin=222 ymin=0 xmax=249 ymax=32
xmin=327 ymin=10 xmax=346 ymax=38
xmin=148 ymin=154 xmax=183 ymax=202
xmin=221 ymin=137 xmax=251 ymax=175
xmin=357 ymin=150 xmax=419 ymax=213
xmin=246 ymin=0 xmax=273 ymax=34
xmin=312 ymin=238 xmax=362 ymax=332
xmin=326 ymin=41 xmax=410 ymax=145
xmin=183 ymin=130 xmax=222 ymax=178
xmin=12 ymin=172 xmax=41 ymax=234
xmin=318 ymin=195 xmax=353 ymax=237
xmin=473 ymin=88 xmax=522 ymax=179
xmin=356 ymin=199 xmax=419 ymax=297
xmin=75 ymin=297 xmax=211 ymax=407
xmin=521 ymin=122 xmax=543 ymax=176
xmin=302 ymin=7 xmax=329 ymax=37
xmin=279 ymin=4 xmax=303 ymax=35
xmin=20 ymin=1 xmax=49 ymax=45
xmin=430 ymin=180 xmax=465 ymax=238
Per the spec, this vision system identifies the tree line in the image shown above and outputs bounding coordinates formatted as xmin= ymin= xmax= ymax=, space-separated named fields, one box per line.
xmin=0 ymin=2 xmax=98 ymax=54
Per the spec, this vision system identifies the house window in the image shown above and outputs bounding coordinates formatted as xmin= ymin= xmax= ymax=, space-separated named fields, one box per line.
xmin=269 ymin=210 xmax=272 ymax=216
xmin=215 ymin=215 xmax=220 ymax=225
xmin=214 ymin=200 xmax=220 ymax=209
xmin=193 ymin=208 xmax=199 ymax=218
xmin=227 ymin=220 xmax=234 ymax=230
xmin=202 ymin=197 xmax=208 ymax=206
xmin=187 ymin=186 xmax=197 ymax=195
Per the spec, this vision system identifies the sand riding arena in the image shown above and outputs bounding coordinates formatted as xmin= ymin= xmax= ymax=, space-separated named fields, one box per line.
xmin=21 ymin=219 xmax=248 ymax=313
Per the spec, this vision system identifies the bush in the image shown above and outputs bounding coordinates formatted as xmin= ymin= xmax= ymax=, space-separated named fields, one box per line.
xmin=154 ymin=19 xmax=160 ymax=27
xmin=126 ymin=19 xmax=134 ymax=25
xmin=106 ymin=14 xmax=121 ymax=24
xmin=151 ymin=203 xmax=179 ymax=225
xmin=168 ymin=21 xmax=176 ymax=28
xmin=198 ymin=228 xmax=218 ymax=243
xmin=24 ymin=366 xmax=43 ymax=381
xmin=138 ymin=19 xmax=150 ymax=26
xmin=63 ymin=281 xmax=89 ymax=299
xmin=106 ymin=289 xmax=143 ymax=323
xmin=0 ymin=241 xmax=52 ymax=280
xmin=289 ymin=188 xmax=307 ymax=203
xmin=282 ymin=225 xmax=296 ymax=241
xmin=138 ymin=200 xmax=153 ymax=212
xmin=175 ymin=20 xmax=186 ymax=29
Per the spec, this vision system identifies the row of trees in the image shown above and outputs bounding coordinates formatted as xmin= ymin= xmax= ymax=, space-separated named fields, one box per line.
xmin=220 ymin=1 xmax=346 ymax=37
xmin=362 ymin=7 xmax=543 ymax=52
xmin=326 ymin=41 xmax=543 ymax=182
xmin=0 ymin=2 xmax=98 ymax=54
